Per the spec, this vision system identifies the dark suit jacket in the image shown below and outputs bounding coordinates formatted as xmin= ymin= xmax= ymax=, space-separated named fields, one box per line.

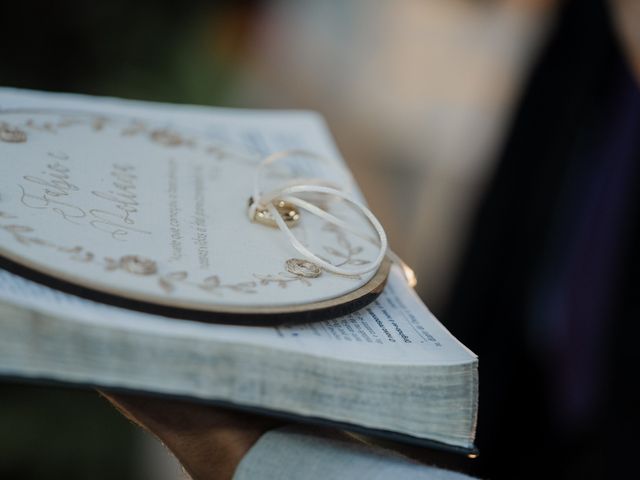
xmin=442 ymin=0 xmax=640 ymax=478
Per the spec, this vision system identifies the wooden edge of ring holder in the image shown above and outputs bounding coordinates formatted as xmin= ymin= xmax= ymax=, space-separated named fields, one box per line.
xmin=0 ymin=252 xmax=392 ymax=326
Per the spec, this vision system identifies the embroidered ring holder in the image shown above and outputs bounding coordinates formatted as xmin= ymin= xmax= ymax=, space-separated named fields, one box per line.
xmin=0 ymin=109 xmax=400 ymax=325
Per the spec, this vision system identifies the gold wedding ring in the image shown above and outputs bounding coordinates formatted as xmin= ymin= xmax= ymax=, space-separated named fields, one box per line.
xmin=286 ymin=258 xmax=322 ymax=278
xmin=249 ymin=197 xmax=300 ymax=228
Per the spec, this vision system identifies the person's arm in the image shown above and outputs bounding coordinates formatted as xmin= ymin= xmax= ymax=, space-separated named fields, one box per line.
xmin=100 ymin=391 xmax=279 ymax=480
xmin=100 ymin=391 xmax=476 ymax=480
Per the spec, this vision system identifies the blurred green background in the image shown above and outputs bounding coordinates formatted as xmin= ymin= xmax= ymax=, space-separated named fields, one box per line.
xmin=1 ymin=2 xmax=260 ymax=478
xmin=1 ymin=0 xmax=253 ymax=106
xmin=1 ymin=383 xmax=139 ymax=479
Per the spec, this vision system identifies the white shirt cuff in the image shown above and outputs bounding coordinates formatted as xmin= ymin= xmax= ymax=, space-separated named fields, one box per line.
xmin=233 ymin=425 xmax=476 ymax=480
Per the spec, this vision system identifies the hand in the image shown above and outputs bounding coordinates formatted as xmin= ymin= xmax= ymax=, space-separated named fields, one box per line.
xmin=99 ymin=390 xmax=281 ymax=480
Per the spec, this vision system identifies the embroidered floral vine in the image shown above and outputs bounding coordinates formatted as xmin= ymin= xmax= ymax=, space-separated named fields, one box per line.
xmin=0 ymin=111 xmax=374 ymax=298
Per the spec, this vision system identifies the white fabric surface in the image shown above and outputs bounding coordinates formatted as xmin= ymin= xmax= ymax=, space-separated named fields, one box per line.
xmin=233 ymin=426 xmax=477 ymax=480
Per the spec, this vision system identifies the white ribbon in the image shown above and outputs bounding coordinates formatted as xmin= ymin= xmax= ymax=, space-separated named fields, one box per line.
xmin=248 ymin=149 xmax=416 ymax=286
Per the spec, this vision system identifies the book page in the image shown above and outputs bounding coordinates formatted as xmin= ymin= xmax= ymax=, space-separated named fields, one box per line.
xmin=0 ymin=266 xmax=475 ymax=366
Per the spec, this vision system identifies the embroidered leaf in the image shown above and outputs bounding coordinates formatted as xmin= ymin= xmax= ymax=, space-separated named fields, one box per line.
xmin=206 ymin=146 xmax=225 ymax=160
xmin=323 ymin=246 xmax=346 ymax=258
xmin=349 ymin=259 xmax=371 ymax=266
xmin=92 ymin=117 xmax=106 ymax=131
xmin=337 ymin=235 xmax=350 ymax=250
xmin=229 ymin=281 xmax=257 ymax=293
xmin=57 ymin=117 xmax=81 ymax=128
xmin=5 ymin=224 xmax=33 ymax=233
xmin=150 ymin=129 xmax=183 ymax=146
xmin=166 ymin=271 xmax=188 ymax=281
xmin=59 ymin=245 xmax=83 ymax=254
xmin=71 ymin=251 xmax=94 ymax=262
xmin=158 ymin=277 xmax=174 ymax=294
xmin=202 ymin=275 xmax=220 ymax=288
xmin=121 ymin=122 xmax=146 ymax=136
xmin=104 ymin=257 xmax=119 ymax=271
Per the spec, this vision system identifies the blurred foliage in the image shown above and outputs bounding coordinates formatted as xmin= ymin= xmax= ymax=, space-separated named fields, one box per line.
xmin=0 ymin=0 xmax=260 ymax=105
xmin=0 ymin=1 xmax=264 ymax=478
xmin=0 ymin=383 xmax=137 ymax=480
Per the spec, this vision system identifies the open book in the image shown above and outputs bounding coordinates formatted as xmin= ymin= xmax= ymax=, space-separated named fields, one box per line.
xmin=0 ymin=88 xmax=478 ymax=454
